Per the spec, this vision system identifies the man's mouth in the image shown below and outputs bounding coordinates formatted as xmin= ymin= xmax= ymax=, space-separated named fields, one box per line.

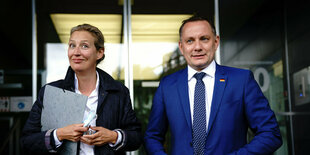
xmin=192 ymin=54 xmax=206 ymax=58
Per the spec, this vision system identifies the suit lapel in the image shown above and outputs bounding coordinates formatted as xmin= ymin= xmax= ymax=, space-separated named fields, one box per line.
xmin=207 ymin=64 xmax=227 ymax=137
xmin=177 ymin=68 xmax=192 ymax=131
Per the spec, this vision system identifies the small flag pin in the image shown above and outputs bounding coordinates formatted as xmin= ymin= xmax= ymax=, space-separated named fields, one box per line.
xmin=220 ymin=79 xmax=225 ymax=82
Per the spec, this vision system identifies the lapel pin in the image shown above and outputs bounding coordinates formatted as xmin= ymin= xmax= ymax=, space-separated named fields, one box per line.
xmin=220 ymin=79 xmax=225 ymax=82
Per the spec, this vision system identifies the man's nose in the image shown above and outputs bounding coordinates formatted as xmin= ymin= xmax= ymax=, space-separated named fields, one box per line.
xmin=194 ymin=41 xmax=202 ymax=51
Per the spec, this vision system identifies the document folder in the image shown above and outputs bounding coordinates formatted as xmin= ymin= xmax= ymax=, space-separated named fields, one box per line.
xmin=41 ymin=85 xmax=87 ymax=155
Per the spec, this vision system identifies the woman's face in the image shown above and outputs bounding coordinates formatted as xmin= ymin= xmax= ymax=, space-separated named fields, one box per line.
xmin=68 ymin=31 xmax=104 ymax=73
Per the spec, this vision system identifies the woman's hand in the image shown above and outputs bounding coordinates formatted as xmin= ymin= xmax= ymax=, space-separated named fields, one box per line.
xmin=80 ymin=126 xmax=118 ymax=146
xmin=56 ymin=123 xmax=88 ymax=142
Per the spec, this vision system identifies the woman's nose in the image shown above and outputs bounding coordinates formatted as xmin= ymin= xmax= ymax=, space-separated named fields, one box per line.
xmin=73 ymin=47 xmax=81 ymax=55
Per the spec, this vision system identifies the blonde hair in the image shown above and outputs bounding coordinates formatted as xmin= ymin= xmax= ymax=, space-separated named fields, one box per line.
xmin=70 ymin=24 xmax=105 ymax=65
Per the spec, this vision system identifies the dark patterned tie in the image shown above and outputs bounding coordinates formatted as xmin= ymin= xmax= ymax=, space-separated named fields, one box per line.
xmin=193 ymin=72 xmax=206 ymax=155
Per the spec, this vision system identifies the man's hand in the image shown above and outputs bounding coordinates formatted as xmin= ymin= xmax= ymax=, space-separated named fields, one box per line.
xmin=80 ymin=126 xmax=118 ymax=146
xmin=56 ymin=124 xmax=88 ymax=142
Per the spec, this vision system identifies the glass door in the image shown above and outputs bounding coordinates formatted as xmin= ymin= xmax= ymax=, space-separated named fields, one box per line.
xmin=219 ymin=0 xmax=288 ymax=154
xmin=46 ymin=14 xmax=124 ymax=83
xmin=38 ymin=1 xmax=124 ymax=84
xmin=131 ymin=0 xmax=214 ymax=154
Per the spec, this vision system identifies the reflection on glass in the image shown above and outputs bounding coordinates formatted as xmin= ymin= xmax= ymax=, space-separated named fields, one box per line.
xmin=220 ymin=3 xmax=287 ymax=151
xmin=293 ymin=67 xmax=310 ymax=106
xmin=131 ymin=14 xmax=191 ymax=80
xmin=131 ymin=14 xmax=191 ymax=154
xmin=131 ymin=42 xmax=178 ymax=80
xmin=50 ymin=14 xmax=122 ymax=44
xmin=49 ymin=14 xmax=125 ymax=81
xmin=46 ymin=43 xmax=68 ymax=83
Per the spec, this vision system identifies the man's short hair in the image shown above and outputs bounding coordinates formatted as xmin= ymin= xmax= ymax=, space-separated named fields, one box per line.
xmin=179 ymin=15 xmax=217 ymax=40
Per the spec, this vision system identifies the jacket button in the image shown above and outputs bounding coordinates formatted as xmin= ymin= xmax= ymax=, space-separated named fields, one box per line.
xmin=190 ymin=142 xmax=193 ymax=147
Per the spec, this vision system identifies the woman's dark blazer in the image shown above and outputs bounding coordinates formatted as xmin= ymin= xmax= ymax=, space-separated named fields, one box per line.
xmin=20 ymin=67 xmax=142 ymax=155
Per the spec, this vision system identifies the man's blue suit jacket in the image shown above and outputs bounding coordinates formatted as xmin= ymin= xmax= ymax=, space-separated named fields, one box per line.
xmin=144 ymin=64 xmax=282 ymax=155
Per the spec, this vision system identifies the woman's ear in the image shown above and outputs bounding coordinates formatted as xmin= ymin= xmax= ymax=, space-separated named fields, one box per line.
xmin=97 ymin=47 xmax=104 ymax=60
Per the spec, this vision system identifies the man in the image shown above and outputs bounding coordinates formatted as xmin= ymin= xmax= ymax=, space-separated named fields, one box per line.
xmin=144 ymin=15 xmax=282 ymax=155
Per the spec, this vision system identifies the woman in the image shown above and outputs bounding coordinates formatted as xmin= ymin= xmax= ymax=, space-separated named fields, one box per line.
xmin=21 ymin=24 xmax=142 ymax=154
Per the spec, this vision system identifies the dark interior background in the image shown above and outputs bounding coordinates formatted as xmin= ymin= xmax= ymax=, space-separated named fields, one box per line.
xmin=0 ymin=0 xmax=310 ymax=154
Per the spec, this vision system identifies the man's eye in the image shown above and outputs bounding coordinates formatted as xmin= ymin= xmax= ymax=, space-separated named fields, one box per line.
xmin=201 ymin=37 xmax=209 ymax=41
xmin=186 ymin=40 xmax=193 ymax=43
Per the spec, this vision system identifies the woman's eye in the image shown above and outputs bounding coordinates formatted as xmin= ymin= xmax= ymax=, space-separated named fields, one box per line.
xmin=82 ymin=45 xmax=89 ymax=49
xmin=69 ymin=44 xmax=75 ymax=48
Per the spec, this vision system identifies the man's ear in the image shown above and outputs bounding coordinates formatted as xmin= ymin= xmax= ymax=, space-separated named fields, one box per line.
xmin=214 ymin=35 xmax=220 ymax=50
xmin=179 ymin=41 xmax=184 ymax=55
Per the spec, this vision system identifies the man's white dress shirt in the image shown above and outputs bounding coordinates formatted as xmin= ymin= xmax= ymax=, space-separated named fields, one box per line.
xmin=187 ymin=60 xmax=216 ymax=131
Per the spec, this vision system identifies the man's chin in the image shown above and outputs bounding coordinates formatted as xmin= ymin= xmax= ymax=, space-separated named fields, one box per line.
xmin=192 ymin=62 xmax=212 ymax=70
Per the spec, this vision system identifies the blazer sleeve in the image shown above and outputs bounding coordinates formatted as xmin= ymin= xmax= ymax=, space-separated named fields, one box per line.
xmin=231 ymin=71 xmax=282 ymax=154
xmin=20 ymin=86 xmax=58 ymax=153
xmin=113 ymin=86 xmax=143 ymax=152
xmin=144 ymin=79 xmax=169 ymax=155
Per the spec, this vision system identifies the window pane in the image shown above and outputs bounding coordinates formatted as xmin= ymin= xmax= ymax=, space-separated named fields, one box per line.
xmin=219 ymin=0 xmax=288 ymax=154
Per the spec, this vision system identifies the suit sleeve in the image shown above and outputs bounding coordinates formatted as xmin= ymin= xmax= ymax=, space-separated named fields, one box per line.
xmin=144 ymin=80 xmax=168 ymax=155
xmin=231 ymin=71 xmax=282 ymax=154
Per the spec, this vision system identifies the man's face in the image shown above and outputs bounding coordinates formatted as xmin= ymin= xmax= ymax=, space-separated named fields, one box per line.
xmin=179 ymin=20 xmax=219 ymax=71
